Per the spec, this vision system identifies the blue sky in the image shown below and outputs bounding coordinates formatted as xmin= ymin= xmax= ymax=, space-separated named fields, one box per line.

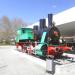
xmin=0 ymin=0 xmax=75 ymax=23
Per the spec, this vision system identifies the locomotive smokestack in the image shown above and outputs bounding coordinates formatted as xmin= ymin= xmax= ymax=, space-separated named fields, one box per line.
xmin=48 ymin=14 xmax=53 ymax=28
xmin=33 ymin=25 xmax=38 ymax=30
xmin=39 ymin=19 xmax=46 ymax=29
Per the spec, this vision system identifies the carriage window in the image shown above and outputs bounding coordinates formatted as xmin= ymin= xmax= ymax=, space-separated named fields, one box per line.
xmin=22 ymin=30 xmax=25 ymax=33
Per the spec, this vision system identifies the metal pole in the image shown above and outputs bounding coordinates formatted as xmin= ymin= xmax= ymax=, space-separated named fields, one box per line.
xmin=46 ymin=55 xmax=55 ymax=75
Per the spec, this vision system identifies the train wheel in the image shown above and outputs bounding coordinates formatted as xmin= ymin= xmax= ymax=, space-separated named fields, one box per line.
xmin=54 ymin=48 xmax=63 ymax=58
xmin=41 ymin=45 xmax=47 ymax=58
xmin=17 ymin=45 xmax=22 ymax=52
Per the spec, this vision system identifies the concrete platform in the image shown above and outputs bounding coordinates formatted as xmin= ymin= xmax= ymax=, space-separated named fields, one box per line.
xmin=0 ymin=46 xmax=46 ymax=75
xmin=0 ymin=46 xmax=75 ymax=75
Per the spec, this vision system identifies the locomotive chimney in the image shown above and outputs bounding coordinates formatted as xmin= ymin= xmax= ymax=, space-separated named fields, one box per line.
xmin=39 ymin=19 xmax=46 ymax=29
xmin=33 ymin=25 xmax=38 ymax=30
xmin=48 ymin=14 xmax=53 ymax=28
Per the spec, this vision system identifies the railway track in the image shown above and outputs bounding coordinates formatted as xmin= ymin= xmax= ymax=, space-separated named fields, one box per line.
xmin=17 ymin=48 xmax=75 ymax=66
xmin=54 ymin=53 xmax=75 ymax=65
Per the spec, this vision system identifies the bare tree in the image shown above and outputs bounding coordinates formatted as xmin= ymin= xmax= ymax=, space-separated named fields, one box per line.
xmin=0 ymin=16 xmax=29 ymax=44
xmin=1 ymin=16 xmax=13 ymax=44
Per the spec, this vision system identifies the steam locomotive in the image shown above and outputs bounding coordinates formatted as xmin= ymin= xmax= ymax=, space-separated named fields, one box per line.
xmin=16 ymin=14 xmax=71 ymax=58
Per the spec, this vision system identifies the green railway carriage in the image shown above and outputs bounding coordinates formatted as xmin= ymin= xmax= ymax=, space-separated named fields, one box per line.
xmin=16 ymin=28 xmax=34 ymax=53
xmin=16 ymin=28 xmax=34 ymax=41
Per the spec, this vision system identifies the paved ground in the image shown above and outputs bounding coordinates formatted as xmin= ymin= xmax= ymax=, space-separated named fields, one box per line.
xmin=0 ymin=46 xmax=75 ymax=75
xmin=0 ymin=46 xmax=46 ymax=75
